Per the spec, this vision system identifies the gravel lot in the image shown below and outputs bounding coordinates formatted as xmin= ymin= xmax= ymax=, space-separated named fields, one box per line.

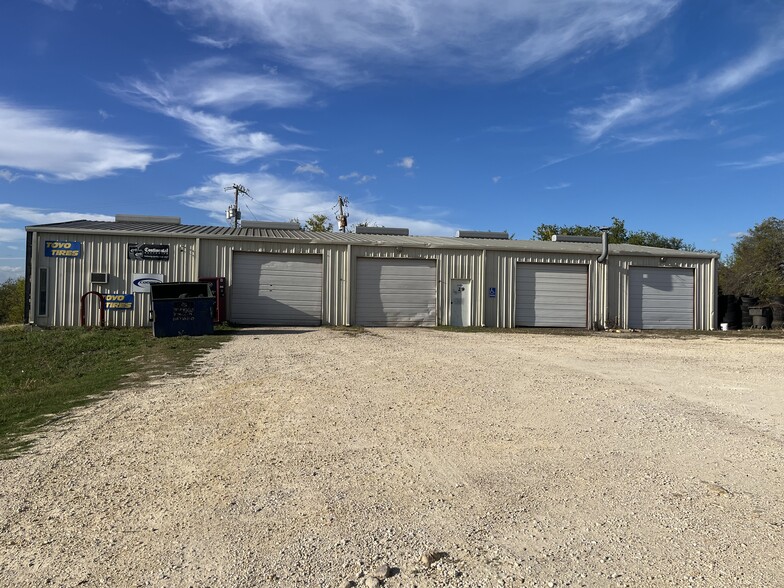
xmin=1 ymin=328 xmax=783 ymax=587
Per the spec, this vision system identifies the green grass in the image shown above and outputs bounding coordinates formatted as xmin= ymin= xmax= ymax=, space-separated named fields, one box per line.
xmin=0 ymin=326 xmax=230 ymax=457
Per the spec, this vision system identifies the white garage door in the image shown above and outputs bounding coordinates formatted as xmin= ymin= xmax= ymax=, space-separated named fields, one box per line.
xmin=231 ymin=252 xmax=322 ymax=325
xmin=355 ymin=258 xmax=437 ymax=326
xmin=628 ymin=267 xmax=694 ymax=329
xmin=516 ymin=263 xmax=588 ymax=328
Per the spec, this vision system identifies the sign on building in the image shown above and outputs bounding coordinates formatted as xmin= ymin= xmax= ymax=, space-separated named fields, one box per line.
xmin=132 ymin=273 xmax=164 ymax=293
xmin=128 ymin=243 xmax=169 ymax=261
xmin=488 ymin=287 xmax=497 ymax=298
xmin=104 ymin=294 xmax=134 ymax=310
xmin=45 ymin=241 xmax=81 ymax=258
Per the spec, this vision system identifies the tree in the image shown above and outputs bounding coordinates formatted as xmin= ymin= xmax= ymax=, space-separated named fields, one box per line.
xmin=0 ymin=277 xmax=25 ymax=324
xmin=293 ymin=214 xmax=333 ymax=232
xmin=720 ymin=217 xmax=784 ymax=299
xmin=532 ymin=217 xmax=694 ymax=250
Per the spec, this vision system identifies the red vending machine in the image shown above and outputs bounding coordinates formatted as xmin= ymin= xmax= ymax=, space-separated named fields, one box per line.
xmin=198 ymin=277 xmax=226 ymax=323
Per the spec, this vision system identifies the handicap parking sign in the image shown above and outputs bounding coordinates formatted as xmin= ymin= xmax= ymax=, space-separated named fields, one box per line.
xmin=488 ymin=287 xmax=497 ymax=298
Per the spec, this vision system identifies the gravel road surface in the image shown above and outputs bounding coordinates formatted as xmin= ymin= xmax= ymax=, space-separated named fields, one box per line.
xmin=1 ymin=328 xmax=783 ymax=587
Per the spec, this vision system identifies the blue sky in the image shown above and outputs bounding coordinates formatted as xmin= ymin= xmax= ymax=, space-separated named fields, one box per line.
xmin=1 ymin=0 xmax=783 ymax=280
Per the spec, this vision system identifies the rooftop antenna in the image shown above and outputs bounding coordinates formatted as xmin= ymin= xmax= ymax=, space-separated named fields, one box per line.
xmin=334 ymin=195 xmax=349 ymax=233
xmin=224 ymin=183 xmax=251 ymax=228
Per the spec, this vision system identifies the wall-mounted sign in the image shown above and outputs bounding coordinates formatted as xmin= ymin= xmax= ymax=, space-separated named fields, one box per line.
xmin=104 ymin=294 xmax=134 ymax=310
xmin=488 ymin=287 xmax=497 ymax=298
xmin=132 ymin=273 xmax=164 ymax=293
xmin=128 ymin=243 xmax=169 ymax=261
xmin=45 ymin=241 xmax=81 ymax=258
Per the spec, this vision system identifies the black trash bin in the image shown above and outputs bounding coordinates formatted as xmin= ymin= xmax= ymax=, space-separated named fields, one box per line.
xmin=150 ymin=282 xmax=215 ymax=337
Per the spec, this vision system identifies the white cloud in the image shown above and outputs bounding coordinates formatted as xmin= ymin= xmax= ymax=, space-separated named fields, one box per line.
xmin=0 ymin=265 xmax=23 ymax=282
xmin=374 ymin=149 xmax=384 ymax=155
xmin=191 ymin=35 xmax=236 ymax=49
xmin=545 ymin=182 xmax=571 ymax=190
xmin=34 ymin=0 xmax=76 ymax=10
xmin=0 ymin=100 xmax=158 ymax=181
xmin=572 ymin=34 xmax=784 ymax=142
xmin=395 ymin=156 xmax=415 ymax=170
xmin=0 ymin=228 xmax=25 ymax=243
xmin=0 ymin=170 xmax=20 ymax=182
xmin=339 ymin=171 xmax=376 ymax=184
xmin=294 ymin=162 xmax=326 ymax=175
xmin=176 ymin=171 xmax=455 ymax=235
xmin=721 ymin=152 xmax=784 ymax=170
xmin=281 ymin=123 xmax=310 ymax=135
xmin=148 ymin=0 xmax=679 ymax=80
xmin=98 ymin=109 xmax=112 ymax=120
xmin=492 ymin=176 xmax=501 ymax=184
xmin=0 ymin=203 xmax=113 ymax=225
xmin=110 ymin=62 xmax=311 ymax=163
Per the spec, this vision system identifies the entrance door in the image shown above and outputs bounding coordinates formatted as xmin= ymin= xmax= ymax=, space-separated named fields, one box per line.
xmin=450 ymin=279 xmax=472 ymax=327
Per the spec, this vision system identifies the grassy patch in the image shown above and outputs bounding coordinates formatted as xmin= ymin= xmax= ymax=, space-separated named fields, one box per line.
xmin=0 ymin=327 xmax=230 ymax=457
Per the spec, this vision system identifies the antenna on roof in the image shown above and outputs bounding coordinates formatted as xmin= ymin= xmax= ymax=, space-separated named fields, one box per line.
xmin=224 ymin=183 xmax=251 ymax=228
xmin=334 ymin=195 xmax=349 ymax=233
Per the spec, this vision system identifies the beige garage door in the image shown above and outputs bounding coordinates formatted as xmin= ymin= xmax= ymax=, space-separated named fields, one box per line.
xmin=231 ymin=252 xmax=322 ymax=325
xmin=355 ymin=258 xmax=437 ymax=326
xmin=515 ymin=263 xmax=588 ymax=328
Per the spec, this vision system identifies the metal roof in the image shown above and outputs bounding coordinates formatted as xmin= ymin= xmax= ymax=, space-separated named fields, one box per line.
xmin=25 ymin=219 xmax=718 ymax=258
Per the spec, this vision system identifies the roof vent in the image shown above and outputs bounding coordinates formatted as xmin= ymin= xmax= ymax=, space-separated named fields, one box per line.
xmin=115 ymin=214 xmax=181 ymax=225
xmin=242 ymin=221 xmax=302 ymax=230
xmin=551 ymin=235 xmax=602 ymax=243
xmin=356 ymin=226 xmax=410 ymax=236
xmin=457 ymin=230 xmax=509 ymax=240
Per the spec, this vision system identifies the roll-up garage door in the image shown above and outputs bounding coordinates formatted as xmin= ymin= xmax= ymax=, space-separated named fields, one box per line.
xmin=355 ymin=258 xmax=437 ymax=326
xmin=231 ymin=252 xmax=322 ymax=325
xmin=515 ymin=263 xmax=588 ymax=328
xmin=628 ymin=267 xmax=694 ymax=329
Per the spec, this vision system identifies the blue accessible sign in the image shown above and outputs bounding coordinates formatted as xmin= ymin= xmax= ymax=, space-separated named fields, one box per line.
xmin=45 ymin=241 xmax=81 ymax=258
xmin=488 ymin=287 xmax=497 ymax=298
xmin=104 ymin=294 xmax=134 ymax=310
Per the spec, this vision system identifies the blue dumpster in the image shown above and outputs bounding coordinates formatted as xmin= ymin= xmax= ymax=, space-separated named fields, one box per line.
xmin=150 ymin=282 xmax=215 ymax=337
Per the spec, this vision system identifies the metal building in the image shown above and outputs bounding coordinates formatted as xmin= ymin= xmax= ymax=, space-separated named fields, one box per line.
xmin=24 ymin=216 xmax=719 ymax=330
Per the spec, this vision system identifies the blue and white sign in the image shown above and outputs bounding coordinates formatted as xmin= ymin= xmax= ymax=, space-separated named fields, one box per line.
xmin=488 ymin=287 xmax=497 ymax=298
xmin=44 ymin=241 xmax=81 ymax=258
xmin=104 ymin=294 xmax=134 ymax=310
xmin=132 ymin=273 xmax=164 ymax=293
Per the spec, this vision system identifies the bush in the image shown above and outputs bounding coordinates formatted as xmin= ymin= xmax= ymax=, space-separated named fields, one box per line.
xmin=0 ymin=277 xmax=25 ymax=324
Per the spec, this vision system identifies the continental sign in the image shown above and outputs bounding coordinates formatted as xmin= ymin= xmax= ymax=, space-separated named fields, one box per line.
xmin=45 ymin=241 xmax=81 ymax=258
xmin=104 ymin=294 xmax=134 ymax=310
xmin=128 ymin=243 xmax=169 ymax=261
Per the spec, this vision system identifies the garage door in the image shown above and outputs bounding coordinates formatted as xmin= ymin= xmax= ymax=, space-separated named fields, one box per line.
xmin=628 ymin=267 xmax=694 ymax=329
xmin=231 ymin=252 xmax=322 ymax=325
xmin=355 ymin=258 xmax=437 ymax=326
xmin=516 ymin=263 xmax=588 ymax=327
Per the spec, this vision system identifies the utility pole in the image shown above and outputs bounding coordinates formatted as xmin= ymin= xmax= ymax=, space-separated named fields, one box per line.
xmin=224 ymin=183 xmax=250 ymax=229
xmin=335 ymin=195 xmax=349 ymax=233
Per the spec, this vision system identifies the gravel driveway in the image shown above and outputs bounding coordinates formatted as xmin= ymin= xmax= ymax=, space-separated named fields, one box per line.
xmin=1 ymin=328 xmax=783 ymax=587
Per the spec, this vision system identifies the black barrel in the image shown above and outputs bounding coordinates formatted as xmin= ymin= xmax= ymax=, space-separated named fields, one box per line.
xmin=740 ymin=295 xmax=758 ymax=329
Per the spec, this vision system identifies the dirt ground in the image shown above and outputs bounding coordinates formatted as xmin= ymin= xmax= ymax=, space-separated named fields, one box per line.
xmin=1 ymin=328 xmax=783 ymax=587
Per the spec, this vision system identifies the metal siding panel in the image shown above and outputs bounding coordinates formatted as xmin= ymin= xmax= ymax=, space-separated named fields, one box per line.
xmin=628 ymin=267 xmax=694 ymax=329
xmin=231 ymin=252 xmax=322 ymax=325
xmin=515 ymin=264 xmax=588 ymax=327
xmin=355 ymin=258 xmax=437 ymax=326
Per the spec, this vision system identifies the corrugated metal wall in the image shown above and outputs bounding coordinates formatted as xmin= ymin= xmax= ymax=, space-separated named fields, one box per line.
xmin=348 ymin=246 xmax=484 ymax=326
xmin=199 ymin=239 xmax=349 ymax=326
xmin=485 ymin=251 xmax=605 ymax=328
xmin=35 ymin=232 xmax=196 ymax=327
xmin=31 ymin=230 xmax=717 ymax=330
xmin=607 ymin=256 xmax=716 ymax=330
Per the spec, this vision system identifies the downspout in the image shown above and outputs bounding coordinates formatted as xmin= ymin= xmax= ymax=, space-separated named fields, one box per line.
xmin=345 ymin=243 xmax=352 ymax=326
xmin=24 ymin=230 xmax=33 ymax=324
xmin=598 ymin=228 xmax=609 ymax=329
xmin=28 ymin=231 xmax=38 ymax=327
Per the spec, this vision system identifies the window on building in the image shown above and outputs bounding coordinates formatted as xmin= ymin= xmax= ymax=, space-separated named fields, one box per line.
xmin=37 ymin=267 xmax=48 ymax=316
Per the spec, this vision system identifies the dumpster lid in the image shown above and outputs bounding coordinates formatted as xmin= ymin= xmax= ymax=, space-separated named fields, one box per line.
xmin=150 ymin=282 xmax=214 ymax=300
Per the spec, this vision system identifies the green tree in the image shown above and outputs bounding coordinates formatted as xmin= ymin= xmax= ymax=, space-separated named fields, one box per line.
xmin=0 ymin=277 xmax=25 ymax=324
xmin=533 ymin=217 xmax=694 ymax=250
xmin=720 ymin=217 xmax=784 ymax=299
xmin=303 ymin=213 xmax=334 ymax=232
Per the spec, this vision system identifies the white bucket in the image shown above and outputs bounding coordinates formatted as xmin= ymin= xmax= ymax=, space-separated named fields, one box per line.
xmin=720 ymin=323 xmax=729 ymax=331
